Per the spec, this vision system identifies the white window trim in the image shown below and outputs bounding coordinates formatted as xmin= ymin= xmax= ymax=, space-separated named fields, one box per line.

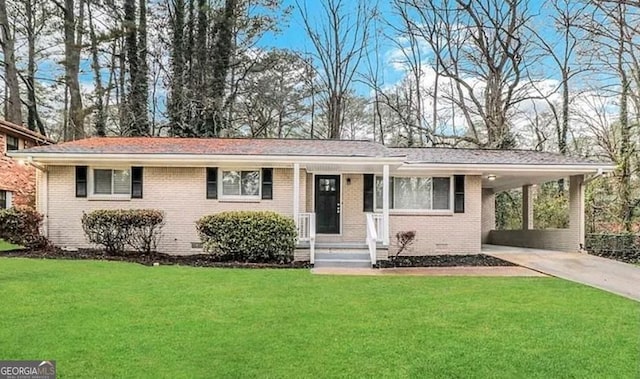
xmin=219 ymin=168 xmax=262 ymax=201
xmin=87 ymin=167 xmax=132 ymax=201
xmin=374 ymin=175 xmax=454 ymax=214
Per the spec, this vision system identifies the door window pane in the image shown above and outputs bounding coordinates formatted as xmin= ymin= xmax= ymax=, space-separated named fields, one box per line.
xmin=319 ymin=178 xmax=336 ymax=192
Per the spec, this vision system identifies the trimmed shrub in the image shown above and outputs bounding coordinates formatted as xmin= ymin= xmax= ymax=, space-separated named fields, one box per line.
xmin=82 ymin=209 xmax=165 ymax=254
xmin=0 ymin=207 xmax=46 ymax=248
xmin=196 ymin=211 xmax=296 ymax=263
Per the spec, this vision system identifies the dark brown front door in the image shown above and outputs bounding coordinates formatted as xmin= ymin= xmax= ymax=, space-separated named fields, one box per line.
xmin=315 ymin=175 xmax=340 ymax=234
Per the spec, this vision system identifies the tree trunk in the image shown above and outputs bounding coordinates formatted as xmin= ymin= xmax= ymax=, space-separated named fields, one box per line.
xmin=87 ymin=0 xmax=105 ymax=136
xmin=0 ymin=0 xmax=23 ymax=124
xmin=203 ymin=0 xmax=236 ymax=137
xmin=63 ymin=0 xmax=85 ymax=140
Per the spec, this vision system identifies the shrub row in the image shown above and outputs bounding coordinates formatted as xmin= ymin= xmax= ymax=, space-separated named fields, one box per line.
xmin=196 ymin=211 xmax=296 ymax=263
xmin=82 ymin=209 xmax=165 ymax=254
xmin=0 ymin=207 xmax=46 ymax=248
xmin=585 ymin=233 xmax=640 ymax=264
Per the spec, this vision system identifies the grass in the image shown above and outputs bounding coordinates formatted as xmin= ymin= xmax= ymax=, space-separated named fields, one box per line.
xmin=0 ymin=258 xmax=639 ymax=378
xmin=0 ymin=239 xmax=21 ymax=251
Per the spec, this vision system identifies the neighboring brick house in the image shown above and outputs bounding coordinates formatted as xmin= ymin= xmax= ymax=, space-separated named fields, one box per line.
xmin=9 ymin=137 xmax=613 ymax=266
xmin=0 ymin=120 xmax=53 ymax=209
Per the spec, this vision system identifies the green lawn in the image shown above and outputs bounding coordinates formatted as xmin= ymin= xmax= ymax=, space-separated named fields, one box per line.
xmin=0 ymin=259 xmax=638 ymax=378
xmin=0 ymin=239 xmax=21 ymax=251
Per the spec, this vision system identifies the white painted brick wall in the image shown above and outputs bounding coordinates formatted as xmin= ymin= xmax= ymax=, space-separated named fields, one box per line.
xmin=45 ymin=166 xmax=305 ymax=255
xmin=388 ymin=175 xmax=483 ymax=255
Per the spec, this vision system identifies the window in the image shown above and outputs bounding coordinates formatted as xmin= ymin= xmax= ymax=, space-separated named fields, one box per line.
xmin=0 ymin=190 xmax=9 ymax=209
xmin=221 ymin=170 xmax=260 ymax=198
xmin=93 ymin=169 xmax=131 ymax=196
xmin=6 ymin=135 xmax=19 ymax=151
xmin=375 ymin=176 xmax=451 ymax=211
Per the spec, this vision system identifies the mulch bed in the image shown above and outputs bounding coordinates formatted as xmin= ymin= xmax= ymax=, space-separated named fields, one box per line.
xmin=0 ymin=247 xmax=311 ymax=269
xmin=377 ymin=254 xmax=516 ymax=268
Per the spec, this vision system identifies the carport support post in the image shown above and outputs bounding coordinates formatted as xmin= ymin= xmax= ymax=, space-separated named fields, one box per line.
xmin=522 ymin=185 xmax=534 ymax=230
xmin=569 ymin=175 xmax=585 ymax=251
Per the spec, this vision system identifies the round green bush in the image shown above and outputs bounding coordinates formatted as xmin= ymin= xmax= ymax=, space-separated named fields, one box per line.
xmin=196 ymin=211 xmax=297 ymax=263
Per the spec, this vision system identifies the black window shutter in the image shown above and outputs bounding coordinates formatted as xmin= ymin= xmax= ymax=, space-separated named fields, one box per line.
xmin=363 ymin=174 xmax=374 ymax=212
xmin=75 ymin=166 xmax=87 ymax=198
xmin=262 ymin=168 xmax=273 ymax=200
xmin=454 ymin=175 xmax=465 ymax=213
xmin=131 ymin=167 xmax=143 ymax=198
xmin=206 ymin=168 xmax=218 ymax=199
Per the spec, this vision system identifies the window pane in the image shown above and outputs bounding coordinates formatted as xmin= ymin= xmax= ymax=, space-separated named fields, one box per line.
xmin=433 ymin=177 xmax=451 ymax=210
xmin=0 ymin=190 xmax=6 ymax=209
xmin=222 ymin=171 xmax=241 ymax=196
xmin=113 ymin=170 xmax=131 ymax=194
xmin=6 ymin=136 xmax=19 ymax=151
xmin=394 ymin=177 xmax=431 ymax=209
xmin=241 ymin=171 xmax=260 ymax=196
xmin=375 ymin=176 xmax=383 ymax=209
xmin=94 ymin=169 xmax=112 ymax=194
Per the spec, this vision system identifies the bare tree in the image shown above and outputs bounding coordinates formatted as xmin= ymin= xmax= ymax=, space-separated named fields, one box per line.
xmin=398 ymin=0 xmax=535 ymax=149
xmin=297 ymin=0 xmax=372 ymax=139
xmin=54 ymin=0 xmax=85 ymax=140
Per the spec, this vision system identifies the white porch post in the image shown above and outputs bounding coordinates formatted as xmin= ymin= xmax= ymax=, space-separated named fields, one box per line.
xmin=293 ymin=163 xmax=300 ymax=226
xmin=382 ymin=164 xmax=390 ymax=246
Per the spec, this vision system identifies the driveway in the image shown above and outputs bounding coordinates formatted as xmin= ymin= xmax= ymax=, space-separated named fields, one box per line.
xmin=483 ymin=244 xmax=640 ymax=302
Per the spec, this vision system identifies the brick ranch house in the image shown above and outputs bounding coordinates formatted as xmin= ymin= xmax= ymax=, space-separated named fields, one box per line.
xmin=10 ymin=137 xmax=614 ymax=264
xmin=0 ymin=120 xmax=53 ymax=209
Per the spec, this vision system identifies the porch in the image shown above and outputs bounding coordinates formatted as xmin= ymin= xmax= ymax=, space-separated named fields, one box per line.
xmin=290 ymin=162 xmax=394 ymax=267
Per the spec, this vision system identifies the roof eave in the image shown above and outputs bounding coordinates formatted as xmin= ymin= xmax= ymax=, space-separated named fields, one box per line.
xmin=7 ymin=151 xmax=406 ymax=165
xmin=398 ymin=162 xmax=617 ymax=173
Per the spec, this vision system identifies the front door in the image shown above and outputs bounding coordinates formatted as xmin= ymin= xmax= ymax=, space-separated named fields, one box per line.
xmin=315 ymin=175 xmax=340 ymax=234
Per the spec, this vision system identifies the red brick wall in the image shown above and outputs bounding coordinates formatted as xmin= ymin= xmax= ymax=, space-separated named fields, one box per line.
xmin=0 ymin=132 xmax=37 ymax=208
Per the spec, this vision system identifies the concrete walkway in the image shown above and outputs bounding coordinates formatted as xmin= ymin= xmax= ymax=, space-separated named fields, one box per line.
xmin=312 ymin=266 xmax=545 ymax=277
xmin=483 ymin=244 xmax=640 ymax=302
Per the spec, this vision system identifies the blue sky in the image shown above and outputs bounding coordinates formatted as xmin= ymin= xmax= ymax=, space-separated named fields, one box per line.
xmin=258 ymin=0 xmax=557 ymax=93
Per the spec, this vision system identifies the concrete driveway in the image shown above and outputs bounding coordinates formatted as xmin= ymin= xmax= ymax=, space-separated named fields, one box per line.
xmin=483 ymin=244 xmax=640 ymax=302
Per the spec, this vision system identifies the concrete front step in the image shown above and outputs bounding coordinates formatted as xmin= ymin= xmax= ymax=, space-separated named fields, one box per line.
xmin=314 ymin=259 xmax=372 ymax=269
xmin=314 ymin=249 xmax=372 ymax=268
xmin=315 ymin=251 xmax=370 ymax=260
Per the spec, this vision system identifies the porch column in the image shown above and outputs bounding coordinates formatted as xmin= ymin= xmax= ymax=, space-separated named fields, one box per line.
xmin=569 ymin=175 xmax=585 ymax=250
xmin=382 ymin=164 xmax=390 ymax=245
xmin=293 ymin=163 xmax=300 ymax=226
xmin=522 ymin=185 xmax=534 ymax=230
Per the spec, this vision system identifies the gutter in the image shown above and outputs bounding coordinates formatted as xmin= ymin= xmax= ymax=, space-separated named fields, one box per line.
xmin=583 ymin=168 xmax=606 ymax=185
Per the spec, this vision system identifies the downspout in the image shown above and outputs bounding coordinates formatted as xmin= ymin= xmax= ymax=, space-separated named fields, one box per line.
xmin=24 ymin=157 xmax=48 ymax=237
xmin=583 ymin=168 xmax=604 ymax=185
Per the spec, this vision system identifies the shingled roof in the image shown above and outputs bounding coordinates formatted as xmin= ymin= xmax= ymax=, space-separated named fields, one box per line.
xmin=0 ymin=119 xmax=54 ymax=144
xmin=14 ymin=136 xmax=611 ymax=167
xmin=394 ymin=147 xmax=607 ymax=166
xmin=17 ymin=137 xmax=395 ymax=158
